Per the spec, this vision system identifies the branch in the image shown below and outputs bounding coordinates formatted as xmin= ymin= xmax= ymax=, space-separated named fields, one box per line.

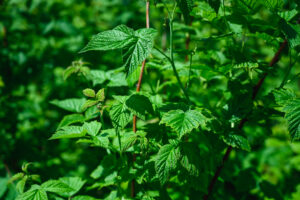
xmin=131 ymin=1 xmax=150 ymax=198
xmin=203 ymin=39 xmax=288 ymax=200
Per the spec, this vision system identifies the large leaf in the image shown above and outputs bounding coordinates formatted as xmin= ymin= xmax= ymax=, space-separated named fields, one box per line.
xmin=280 ymin=20 xmax=300 ymax=48
xmin=125 ymin=93 xmax=153 ymax=120
xmin=57 ymin=114 xmax=85 ymax=129
xmin=50 ymin=98 xmax=86 ymax=113
xmin=160 ymin=109 xmax=207 ymax=138
xmin=16 ymin=185 xmax=47 ymax=200
xmin=155 ymin=141 xmax=181 ymax=185
xmin=110 ymin=96 xmax=131 ymax=128
xmin=80 ymin=25 xmax=157 ymax=76
xmin=41 ymin=180 xmax=73 ymax=194
xmin=50 ymin=126 xmax=87 ymax=140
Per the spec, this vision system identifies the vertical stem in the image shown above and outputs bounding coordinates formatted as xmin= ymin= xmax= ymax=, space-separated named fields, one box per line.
xmin=131 ymin=1 xmax=150 ymax=198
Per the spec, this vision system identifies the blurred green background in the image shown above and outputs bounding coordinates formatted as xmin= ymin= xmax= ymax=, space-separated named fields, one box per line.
xmin=0 ymin=0 xmax=300 ymax=199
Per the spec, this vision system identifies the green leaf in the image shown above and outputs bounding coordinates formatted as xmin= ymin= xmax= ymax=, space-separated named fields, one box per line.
xmin=155 ymin=141 xmax=181 ymax=185
xmin=0 ymin=178 xmax=8 ymax=198
xmin=96 ymin=88 xmax=105 ymax=101
xmin=222 ymin=134 xmax=251 ymax=151
xmin=41 ymin=180 xmax=73 ymax=194
xmin=16 ymin=176 xmax=27 ymax=193
xmin=16 ymin=185 xmax=47 ymax=200
xmin=83 ymin=121 xmax=102 ymax=136
xmin=79 ymin=25 xmax=137 ymax=52
xmin=122 ymin=28 xmax=157 ymax=76
xmin=81 ymin=99 xmax=98 ymax=111
xmin=50 ymin=126 xmax=86 ymax=140
xmin=125 ymin=93 xmax=153 ymax=120
xmin=280 ymin=20 xmax=300 ymax=48
xmin=176 ymin=0 xmax=194 ymax=24
xmin=273 ymin=89 xmax=300 ymax=140
xmin=110 ymin=96 xmax=131 ymax=128
xmin=278 ymin=9 xmax=298 ymax=21
xmin=192 ymin=2 xmax=216 ymax=21
xmin=83 ymin=88 xmax=96 ymax=98
xmin=72 ymin=196 xmax=99 ymax=200
xmin=50 ymin=98 xmax=86 ymax=113
xmin=80 ymin=25 xmax=157 ymax=76
xmin=160 ymin=109 xmax=207 ymax=138
xmin=59 ymin=177 xmax=86 ymax=197
xmin=57 ymin=114 xmax=85 ymax=129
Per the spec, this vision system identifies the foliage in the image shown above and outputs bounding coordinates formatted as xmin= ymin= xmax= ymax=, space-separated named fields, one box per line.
xmin=1 ymin=0 xmax=300 ymax=199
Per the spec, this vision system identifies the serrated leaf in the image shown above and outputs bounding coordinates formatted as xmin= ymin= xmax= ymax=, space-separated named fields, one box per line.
xmin=50 ymin=98 xmax=86 ymax=113
xmin=110 ymin=96 xmax=131 ymax=128
xmin=193 ymin=2 xmax=216 ymax=21
xmin=83 ymin=121 xmax=102 ymax=136
xmin=83 ymin=88 xmax=95 ymax=98
xmin=96 ymin=88 xmax=105 ymax=101
xmin=176 ymin=0 xmax=194 ymax=24
xmin=80 ymin=25 xmax=157 ymax=76
xmin=57 ymin=114 xmax=85 ymax=129
xmin=160 ymin=109 xmax=207 ymax=138
xmin=278 ymin=9 xmax=298 ymax=21
xmin=125 ymin=93 xmax=153 ymax=120
xmin=155 ymin=142 xmax=181 ymax=185
xmin=222 ymin=134 xmax=251 ymax=151
xmin=273 ymin=88 xmax=296 ymax=106
xmin=41 ymin=180 xmax=73 ymax=194
xmin=50 ymin=126 xmax=86 ymax=140
xmin=122 ymin=28 xmax=157 ymax=76
xmin=59 ymin=177 xmax=86 ymax=197
xmin=280 ymin=20 xmax=300 ymax=48
xmin=16 ymin=185 xmax=47 ymax=200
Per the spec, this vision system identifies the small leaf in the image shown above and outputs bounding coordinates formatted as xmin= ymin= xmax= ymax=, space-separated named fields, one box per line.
xmin=83 ymin=88 xmax=96 ymax=98
xmin=83 ymin=121 xmax=102 ymax=136
xmin=96 ymin=88 xmax=105 ymax=101
xmin=155 ymin=142 xmax=181 ymax=185
xmin=82 ymin=100 xmax=98 ymax=111
xmin=50 ymin=126 xmax=86 ymax=140
xmin=16 ymin=176 xmax=27 ymax=193
xmin=160 ymin=109 xmax=207 ymax=138
xmin=50 ymin=98 xmax=86 ymax=113
xmin=125 ymin=93 xmax=153 ymax=120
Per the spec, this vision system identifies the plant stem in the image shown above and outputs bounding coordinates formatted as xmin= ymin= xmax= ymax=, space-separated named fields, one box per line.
xmin=131 ymin=1 xmax=150 ymax=198
xmin=169 ymin=18 xmax=190 ymax=103
xmin=203 ymin=39 xmax=288 ymax=200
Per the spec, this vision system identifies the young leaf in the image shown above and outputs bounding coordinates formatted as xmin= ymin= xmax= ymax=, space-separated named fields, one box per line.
xmin=50 ymin=99 xmax=86 ymax=113
xmin=155 ymin=142 xmax=181 ymax=185
xmin=50 ymin=126 xmax=86 ymax=140
xmin=96 ymin=88 xmax=105 ymax=101
xmin=83 ymin=121 xmax=102 ymax=136
xmin=82 ymin=100 xmax=98 ymax=111
xmin=83 ymin=88 xmax=96 ymax=98
xmin=160 ymin=109 xmax=207 ymax=138
xmin=41 ymin=180 xmax=73 ymax=194
xmin=125 ymin=93 xmax=153 ymax=120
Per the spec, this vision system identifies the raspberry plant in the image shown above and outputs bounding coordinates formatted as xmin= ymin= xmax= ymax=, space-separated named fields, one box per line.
xmin=3 ymin=0 xmax=300 ymax=199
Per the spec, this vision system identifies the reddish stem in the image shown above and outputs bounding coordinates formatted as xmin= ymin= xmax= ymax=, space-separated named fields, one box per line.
xmin=203 ymin=39 xmax=288 ymax=200
xmin=131 ymin=1 xmax=150 ymax=198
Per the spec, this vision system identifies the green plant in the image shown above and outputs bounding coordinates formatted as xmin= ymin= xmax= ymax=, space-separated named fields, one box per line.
xmin=2 ymin=0 xmax=300 ymax=199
